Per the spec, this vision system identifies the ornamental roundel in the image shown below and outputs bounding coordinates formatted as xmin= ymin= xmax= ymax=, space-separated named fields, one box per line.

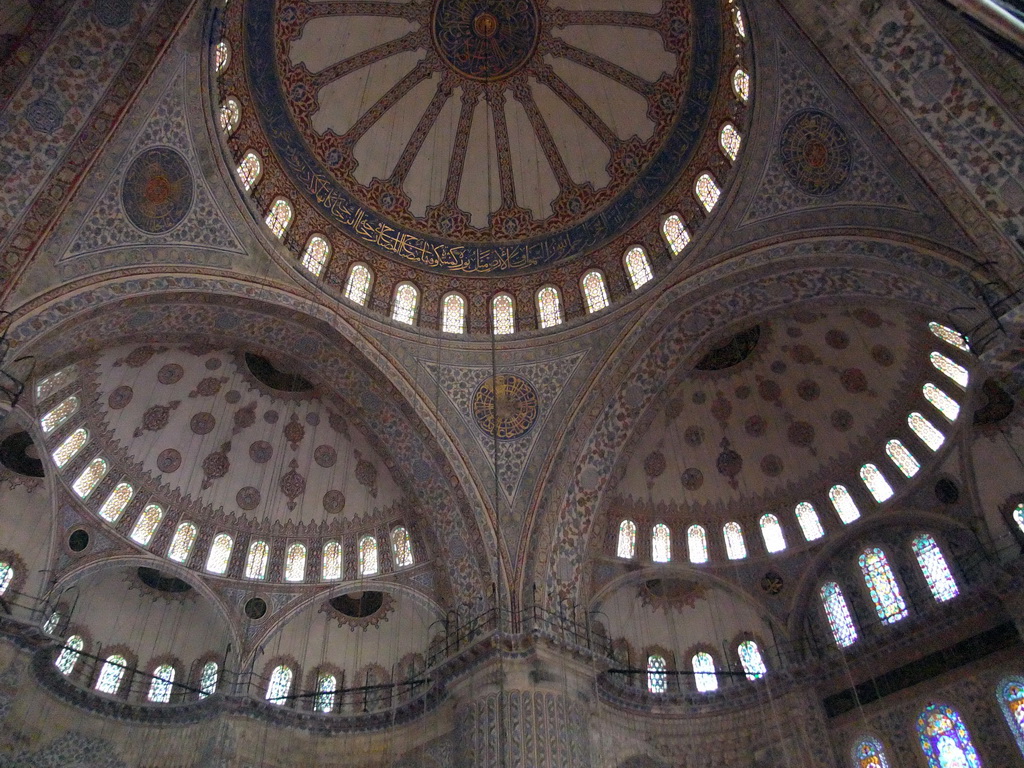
xmin=779 ymin=110 xmax=851 ymax=196
xmin=432 ymin=0 xmax=539 ymax=81
xmin=472 ymin=374 xmax=538 ymax=440
xmin=121 ymin=148 xmax=194 ymax=234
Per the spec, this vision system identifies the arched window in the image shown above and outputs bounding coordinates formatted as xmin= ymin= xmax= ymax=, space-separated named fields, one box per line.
xmin=344 ymin=263 xmax=373 ymax=305
xmin=859 ymin=547 xmax=908 ymax=624
xmin=266 ymin=665 xmax=293 ymax=705
xmin=41 ymin=395 xmax=79 ymax=433
xmin=219 ymin=98 xmax=240 ymax=135
xmin=98 ymin=482 xmax=134 ymax=523
xmin=43 ymin=611 xmax=61 ymax=635
xmin=214 ymin=40 xmax=230 ymax=73
xmin=929 ymin=351 xmax=969 ymax=388
xmin=264 ymin=198 xmax=293 ymax=240
xmin=536 ymin=285 xmax=563 ymax=329
xmin=96 ymin=654 xmax=128 ymax=694
xmin=285 ymin=542 xmax=307 ymax=582
xmin=359 ymin=535 xmax=379 ymax=576
xmin=623 ymin=246 xmax=653 ymax=290
xmin=442 ymin=292 xmax=467 ymax=334
xmin=928 ymin=321 xmax=970 ymax=351
xmin=732 ymin=68 xmax=750 ymax=103
xmin=392 ymin=282 xmax=419 ymax=325
xmin=759 ymin=514 xmax=786 ymax=553
xmin=738 ymin=640 xmax=767 ymax=680
xmin=0 ymin=562 xmax=13 ymax=596
xmin=236 ymin=151 xmax=262 ymax=192
xmin=35 ymin=366 xmax=76 ymax=401
xmin=731 ymin=5 xmax=746 ymax=37
xmin=909 ymin=412 xmax=945 ymax=451
xmin=719 ymin=123 xmax=741 ymax=161
xmin=917 ymin=704 xmax=981 ymax=768
xmin=724 ymin=521 xmax=746 ymax=559
xmin=392 ymin=526 xmax=413 ymax=568
xmin=55 ymin=635 xmax=84 ymax=676
xmin=72 ymin=457 xmax=108 ymax=498
xmin=167 ymin=521 xmax=198 ymax=563
xmin=912 ymin=534 xmax=959 ymax=602
xmin=998 ymin=678 xmax=1024 ymax=756
xmin=491 ymin=293 xmax=515 ymax=335
xmin=829 ymin=485 xmax=861 ymax=524
xmin=647 ymin=654 xmax=667 ymax=693
xmin=130 ymin=503 xmax=164 ymax=546
xmin=581 ymin=270 xmax=609 ymax=313
xmin=852 ymin=737 xmax=890 ymax=768
xmin=199 ymin=661 xmax=219 ymax=699
xmin=148 ymin=664 xmax=176 ymax=703
xmin=923 ymin=383 xmax=960 ymax=421
xmin=885 ymin=439 xmax=920 ymax=477
xmin=661 ymin=214 xmax=691 ymax=255
xmin=687 ymin=524 xmax=709 ymax=563
xmin=315 ymin=672 xmax=337 ymax=713
xmin=1015 ymin=503 xmax=1024 ymax=534
xmin=322 ymin=541 xmax=343 ymax=580
xmin=53 ymin=427 xmax=88 ymax=468
xmin=692 ymin=652 xmax=718 ymax=693
xmin=617 ymin=520 xmax=637 ymax=559
xmin=244 ymin=540 xmax=269 ymax=579
xmin=821 ymin=582 xmax=858 ymax=647
xmin=695 ymin=173 xmax=721 ymax=212
xmin=860 ymin=464 xmax=894 ymax=503
xmin=795 ymin=502 xmax=825 ymax=541
xmin=301 ymin=235 xmax=331 ymax=277
xmin=652 ymin=523 xmax=671 ymax=562
xmin=206 ymin=533 xmax=233 ymax=574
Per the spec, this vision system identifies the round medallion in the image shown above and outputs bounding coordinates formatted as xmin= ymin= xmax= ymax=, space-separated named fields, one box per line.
xmin=157 ymin=449 xmax=181 ymax=473
xmin=121 ymin=147 xmax=194 ymax=233
xmin=236 ymin=486 xmax=261 ymax=510
xmin=432 ymin=0 xmax=539 ymax=81
xmin=779 ymin=110 xmax=851 ymax=196
xmin=157 ymin=363 xmax=184 ymax=385
xmin=472 ymin=374 xmax=538 ymax=440
xmin=108 ymin=385 xmax=133 ymax=410
xmin=190 ymin=412 xmax=216 ymax=435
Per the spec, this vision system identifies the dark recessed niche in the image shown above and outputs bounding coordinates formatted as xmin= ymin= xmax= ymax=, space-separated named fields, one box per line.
xmin=694 ymin=326 xmax=761 ymax=371
xmin=244 ymin=597 xmax=268 ymax=620
xmin=68 ymin=529 xmax=90 ymax=552
xmin=0 ymin=431 xmax=44 ymax=478
xmin=137 ymin=567 xmax=192 ymax=594
xmin=330 ymin=591 xmax=384 ymax=618
xmin=244 ymin=353 xmax=313 ymax=393
xmin=935 ymin=478 xmax=960 ymax=505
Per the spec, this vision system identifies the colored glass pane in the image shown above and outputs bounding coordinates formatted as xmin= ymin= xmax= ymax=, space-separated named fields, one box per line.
xmin=795 ymin=502 xmax=825 ymax=541
xmin=662 ymin=214 xmax=691 ymax=255
xmin=917 ymin=704 xmax=981 ymax=768
xmin=1015 ymin=503 xmax=1024 ymax=533
xmin=266 ymin=665 xmax=292 ymax=705
xmin=148 ymin=664 xmax=175 ymax=703
xmin=853 ymin=737 xmax=890 ymax=768
xmin=724 ymin=521 xmax=746 ymax=559
xmin=41 ymin=395 xmax=79 ymax=433
xmin=759 ymin=513 xmax=786 ymax=553
xmin=821 ymin=582 xmax=858 ymax=647
xmin=860 ymin=464 xmax=894 ymax=503
xmin=315 ymin=673 xmax=336 ymax=713
xmin=624 ymin=247 xmax=653 ymax=289
xmin=36 ymin=366 xmax=76 ymax=401
xmin=492 ymin=293 xmax=515 ymax=335
xmin=285 ymin=542 xmax=307 ymax=582
xmin=617 ymin=520 xmax=637 ymax=559
xmin=72 ymin=457 xmax=108 ymax=499
xmin=130 ymin=504 xmax=164 ymax=546
xmin=998 ymin=678 xmax=1024 ymax=756
xmin=0 ymin=563 xmax=12 ymax=595
xmin=244 ymin=540 xmax=269 ymax=580
xmin=206 ymin=533 xmax=233 ymax=574
xmin=98 ymin=482 xmax=134 ymax=523
xmin=265 ymin=198 xmax=293 ymax=239
xmin=359 ymin=535 xmax=378 ymax=576
xmin=581 ymin=270 xmax=609 ymax=313
xmin=731 ymin=5 xmax=746 ymax=37
xmin=720 ymin=123 xmax=741 ymax=161
xmin=219 ymin=98 xmax=240 ymax=135
xmin=929 ymin=322 xmax=970 ymax=352
xmin=214 ymin=40 xmax=230 ymax=73
xmin=930 ymin=351 xmax=969 ymax=388
xmin=442 ymin=293 xmax=466 ymax=334
xmin=652 ymin=523 xmax=671 ymax=563
xmin=301 ymin=235 xmax=330 ymax=277
xmin=536 ymin=286 xmax=563 ymax=329
xmin=695 ymin=173 xmax=720 ymax=212
xmin=923 ymin=383 xmax=960 ymax=421
xmin=912 ymin=534 xmax=959 ymax=602
xmin=322 ymin=541 xmax=343 ymax=580
xmin=236 ymin=151 xmax=261 ymax=192
xmin=44 ymin=611 xmax=61 ymax=634
xmin=647 ymin=654 xmax=667 ymax=693
xmin=392 ymin=526 xmax=413 ymax=567
xmin=392 ymin=282 xmax=419 ymax=325
xmin=692 ymin=651 xmax=718 ymax=693
xmin=829 ymin=485 xmax=860 ymax=524
xmin=733 ymin=68 xmax=750 ymax=102
xmin=55 ymin=635 xmax=83 ymax=676
xmin=167 ymin=521 xmax=197 ymax=563
xmin=859 ymin=547 xmax=908 ymax=624
xmin=96 ymin=655 xmax=127 ymax=694
xmin=686 ymin=524 xmax=708 ymax=563
xmin=886 ymin=439 xmax=920 ymax=478
xmin=738 ymin=640 xmax=766 ymax=680
xmin=909 ymin=412 xmax=945 ymax=451
xmin=53 ymin=427 xmax=88 ymax=469
xmin=199 ymin=661 xmax=219 ymax=699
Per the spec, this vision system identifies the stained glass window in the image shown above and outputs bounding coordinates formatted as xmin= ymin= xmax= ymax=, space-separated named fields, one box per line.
xmin=930 ymin=351 xmax=969 ymax=388
xmin=492 ymin=293 xmax=515 ymax=335
xmin=829 ymin=485 xmax=861 ymax=524
xmin=617 ymin=520 xmax=637 ymax=559
xmin=44 ymin=611 xmax=61 ymax=634
xmin=719 ymin=123 xmax=741 ymax=161
xmin=687 ymin=524 xmax=709 ymax=563
xmin=623 ymin=246 xmax=653 ymax=290
xmin=392 ymin=282 xmax=419 ymax=325
xmin=98 ymin=482 xmax=134 ymax=523
xmin=130 ymin=503 xmax=164 ymax=546
xmin=662 ymin=214 xmax=691 ymax=255
xmin=322 ymin=541 xmax=342 ymax=581
xmin=1015 ymin=503 xmax=1024 ymax=533
xmin=860 ymin=464 xmax=894 ymax=503
xmin=36 ymin=366 xmax=76 ymax=401
xmin=731 ymin=5 xmax=746 ymax=37
xmin=732 ymin=68 xmax=750 ymax=103
xmin=359 ymin=535 xmax=378 ymax=576
xmin=148 ymin=664 xmax=175 ymax=703
xmin=0 ymin=562 xmax=12 ymax=595
xmin=923 ymin=383 xmax=960 ymax=422
xmin=853 ymin=737 xmax=890 ymax=768
xmin=72 ymin=457 xmax=108 ymax=499
xmin=285 ymin=542 xmax=307 ymax=582
xmin=315 ymin=673 xmax=337 ymax=713
xmin=859 ymin=547 xmax=908 ymax=624
xmin=886 ymin=439 xmax=920 ymax=478
xmin=695 ymin=173 xmax=720 ymax=212
xmin=53 ymin=428 xmax=88 ymax=469
xmin=55 ymin=635 xmax=84 ymax=675
xmin=821 ymin=582 xmax=858 ymax=647
xmin=724 ymin=521 xmax=747 ymax=559
xmin=392 ymin=526 xmax=413 ymax=568
xmin=909 ymin=412 xmax=945 ymax=451
xmin=998 ymin=678 xmax=1024 ymax=756
xmin=929 ymin=322 xmax=970 ymax=352
xmin=795 ymin=502 xmax=825 ymax=541
xmin=912 ymin=534 xmax=959 ymax=602
xmin=41 ymin=395 xmax=79 ymax=433
xmin=214 ymin=40 xmax=230 ymax=74
xmin=738 ymin=640 xmax=766 ymax=680
xmin=96 ymin=654 xmax=128 ymax=694
xmin=219 ymin=98 xmax=240 ymax=135
xmin=917 ymin=704 xmax=981 ymax=768
xmin=536 ymin=285 xmax=563 ymax=329
xmin=264 ymin=198 xmax=293 ymax=240
xmin=647 ymin=654 xmax=667 ymax=694
xmin=759 ymin=513 xmax=786 ymax=553
xmin=167 ymin=521 xmax=198 ymax=563
xmin=693 ymin=652 xmax=718 ymax=693
xmin=652 ymin=523 xmax=671 ymax=563
xmin=266 ymin=665 xmax=292 ymax=705
xmin=442 ymin=293 xmax=467 ymax=334
xmin=199 ymin=661 xmax=219 ymax=699
xmin=581 ymin=270 xmax=610 ymax=313
xmin=206 ymin=533 xmax=233 ymax=574
xmin=301 ymin=235 xmax=330 ymax=277
xmin=236 ymin=151 xmax=261 ymax=192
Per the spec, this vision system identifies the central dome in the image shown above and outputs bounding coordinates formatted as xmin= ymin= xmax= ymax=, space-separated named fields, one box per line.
xmin=432 ymin=0 xmax=540 ymax=80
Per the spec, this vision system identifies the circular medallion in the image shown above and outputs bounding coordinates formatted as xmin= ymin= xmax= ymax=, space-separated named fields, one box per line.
xmin=157 ymin=363 xmax=184 ymax=385
xmin=432 ymin=0 xmax=539 ymax=81
xmin=472 ymin=374 xmax=538 ymax=440
xmin=108 ymin=385 xmax=133 ymax=409
xmin=236 ymin=486 xmax=261 ymax=510
xmin=779 ymin=110 xmax=851 ymax=196
xmin=190 ymin=412 xmax=216 ymax=435
xmin=121 ymin=148 xmax=194 ymax=233
xmin=157 ymin=449 xmax=182 ymax=473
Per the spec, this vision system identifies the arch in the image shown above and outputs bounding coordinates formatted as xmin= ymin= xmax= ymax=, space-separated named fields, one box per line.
xmin=623 ymin=246 xmax=653 ymax=290
xmin=391 ymin=526 xmax=413 ymax=568
xmin=581 ymin=269 xmax=610 ymax=313
xmin=41 ymin=394 xmax=79 ymax=433
xmin=491 ymin=292 xmax=515 ymax=335
xmin=95 ymin=654 xmax=128 ymax=695
xmin=284 ymin=542 xmax=307 ymax=582
xmin=359 ymin=535 xmax=379 ymax=576
xmin=72 ymin=457 xmax=108 ymax=499
xmin=759 ymin=513 xmax=786 ymax=553
xmin=691 ymin=650 xmax=718 ymax=693
xmin=55 ymin=635 xmax=84 ymax=676
xmin=536 ymin=285 xmax=563 ymax=329
xmin=264 ymin=198 xmax=293 ymax=240
xmin=236 ymin=151 xmax=262 ymax=192
xmin=737 ymin=640 xmax=766 ymax=680
xmin=441 ymin=292 xmax=467 ymax=334
xmin=129 ymin=503 xmax=164 ymax=546
xmin=929 ymin=351 xmax=969 ymax=388
xmin=617 ymin=520 xmax=637 ymax=559
xmin=0 ymin=562 xmax=13 ymax=596
xmin=923 ymin=382 xmax=960 ymax=421
xmin=732 ymin=68 xmax=749 ymax=102
xmin=731 ymin=5 xmax=746 ymax=37
xmin=147 ymin=663 xmax=176 ymax=703
xmin=52 ymin=427 xmax=88 ymax=468
xmin=851 ymin=736 xmax=890 ymax=768
xmin=652 ymin=523 xmax=671 ymax=562
xmin=998 ymin=676 xmax=1024 ymax=757
xmin=860 ymin=464 xmax=894 ymax=503
xmin=687 ymin=524 xmax=708 ymax=563
xmin=912 ymin=533 xmax=959 ymax=602
xmin=167 ymin=521 xmax=198 ymax=563
xmin=266 ymin=664 xmax=293 ymax=705
xmin=886 ymin=439 xmax=920 ymax=477
xmin=917 ymin=703 xmax=981 ymax=768
xmin=300 ymin=234 xmax=331 ymax=277
xmin=909 ymin=412 xmax=945 ymax=451
xmin=245 ymin=540 xmax=270 ymax=580
xmin=694 ymin=173 xmax=720 ymax=212
xmin=199 ymin=660 xmax=219 ymax=699
xmin=213 ymin=39 xmax=230 ymax=73
xmin=35 ymin=365 xmax=77 ymax=402
xmin=322 ymin=540 xmax=343 ymax=580
xmin=219 ymin=97 xmax=241 ymax=136
xmin=719 ymin=123 xmax=741 ymax=162
xmin=723 ymin=521 xmax=746 ymax=559
xmin=820 ymin=581 xmax=858 ymax=647
xmin=928 ymin=321 xmax=970 ymax=351
xmin=314 ymin=671 xmax=337 ymax=713
xmin=858 ymin=546 xmax=907 ymax=624
xmin=205 ymin=533 xmax=233 ymax=575
xmin=795 ymin=502 xmax=825 ymax=541
xmin=661 ymin=214 xmax=691 ymax=255
xmin=646 ymin=653 xmax=667 ymax=693
xmin=97 ymin=481 xmax=133 ymax=523
xmin=344 ymin=262 xmax=374 ymax=306
xmin=392 ymin=282 xmax=420 ymax=326
xmin=829 ymin=485 xmax=861 ymax=524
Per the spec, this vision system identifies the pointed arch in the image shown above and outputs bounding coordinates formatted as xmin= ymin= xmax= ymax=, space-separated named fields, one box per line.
xmin=491 ymin=292 xmax=515 ymax=335
xmin=392 ymin=282 xmax=420 ymax=325
xmin=759 ymin=514 xmax=786 ymax=553
xmin=581 ymin=269 xmax=610 ymax=313
xmin=536 ymin=285 xmax=563 ymax=329
xmin=344 ymin=263 xmax=373 ymax=306
xmin=652 ymin=523 xmax=671 ymax=562
xmin=998 ymin=677 xmax=1024 ymax=757
xmin=301 ymin=235 xmax=331 ymax=277
xmin=623 ymin=246 xmax=653 ymax=290
xmin=858 ymin=547 xmax=907 ymax=624
xmin=687 ymin=524 xmax=708 ymax=563
xmin=820 ymin=582 xmax=857 ymax=647
xmin=441 ymin=292 xmax=467 ymax=334
xmin=917 ymin=703 xmax=981 ymax=768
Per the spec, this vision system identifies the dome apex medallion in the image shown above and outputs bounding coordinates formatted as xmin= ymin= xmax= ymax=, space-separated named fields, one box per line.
xmin=432 ymin=0 xmax=540 ymax=81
